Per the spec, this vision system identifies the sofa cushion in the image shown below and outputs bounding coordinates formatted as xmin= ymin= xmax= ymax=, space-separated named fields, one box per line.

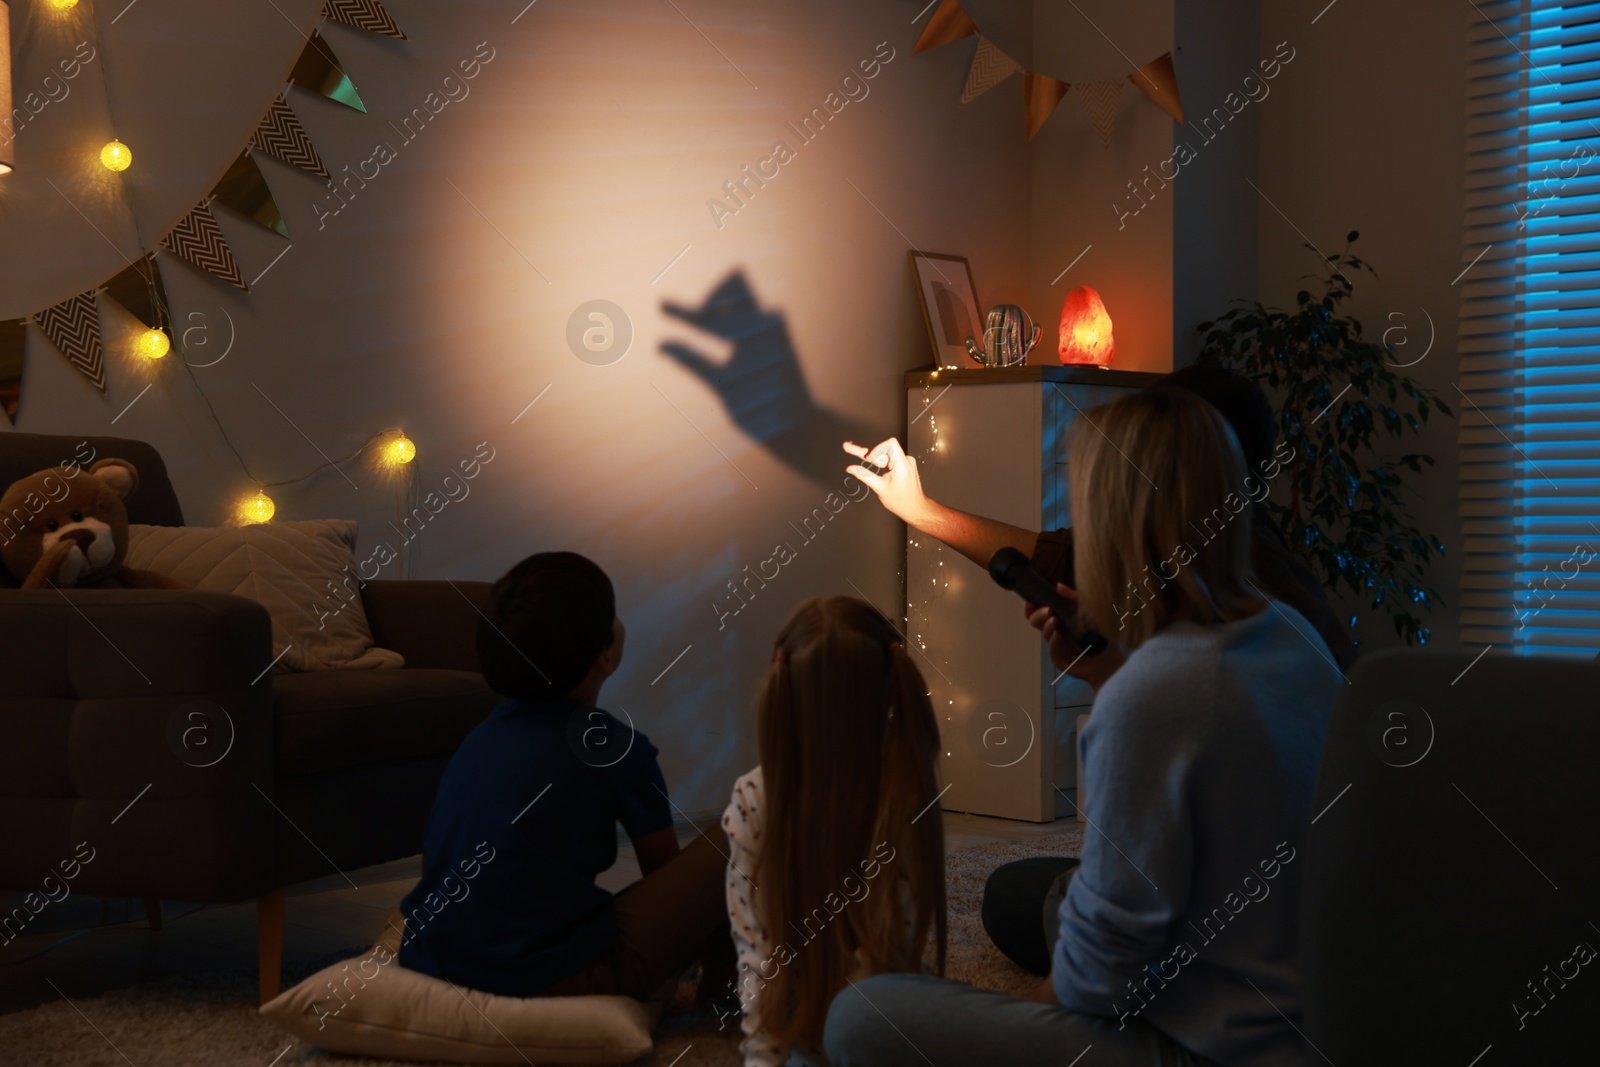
xmin=274 ymin=669 xmax=497 ymax=777
xmin=125 ymin=520 xmax=403 ymax=673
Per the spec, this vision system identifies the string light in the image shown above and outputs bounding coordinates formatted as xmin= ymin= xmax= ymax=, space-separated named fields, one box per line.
xmin=100 ymin=139 xmax=132 ymax=172
xmin=135 ymin=327 xmax=170 ymax=361
xmin=237 ymin=490 xmax=275 ymax=525
xmin=380 ymin=432 xmax=416 ymax=467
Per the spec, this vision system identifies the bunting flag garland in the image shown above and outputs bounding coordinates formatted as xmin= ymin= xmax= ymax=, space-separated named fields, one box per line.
xmin=1024 ymin=70 xmax=1070 ymax=142
xmin=960 ymin=37 xmax=1020 ymax=104
xmin=0 ymin=320 xmax=24 ymax=425
xmin=212 ymin=150 xmax=290 ymax=237
xmin=163 ymin=200 xmax=249 ymax=291
xmin=34 ymin=292 xmax=106 ymax=393
xmin=250 ymin=95 xmax=332 ymax=180
xmin=1131 ymin=52 xmax=1184 ymax=123
xmin=290 ymin=30 xmax=367 ymax=112
xmin=916 ymin=0 xmax=1181 ymax=145
xmin=102 ymin=256 xmax=172 ymax=332
xmin=324 ymin=0 xmax=406 ymax=39
xmin=1077 ymin=79 xmax=1124 ymax=147
xmin=913 ymin=0 xmax=978 ymax=55
xmin=8 ymin=5 xmax=421 ymax=418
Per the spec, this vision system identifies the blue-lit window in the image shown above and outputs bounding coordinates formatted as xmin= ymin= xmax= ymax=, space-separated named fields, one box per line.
xmin=1462 ymin=0 xmax=1600 ymax=656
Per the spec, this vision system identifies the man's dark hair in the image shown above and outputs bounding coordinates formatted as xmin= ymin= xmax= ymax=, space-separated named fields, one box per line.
xmin=477 ymin=551 xmax=616 ymax=700
xmin=1158 ymin=364 xmax=1277 ymax=474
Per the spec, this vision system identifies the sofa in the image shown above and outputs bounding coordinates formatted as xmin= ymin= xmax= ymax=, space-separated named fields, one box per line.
xmin=0 ymin=433 xmax=499 ymax=1001
xmin=1303 ymin=646 xmax=1596 ymax=1062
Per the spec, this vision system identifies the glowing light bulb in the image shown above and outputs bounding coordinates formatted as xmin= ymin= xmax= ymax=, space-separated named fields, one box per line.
xmin=48 ymin=0 xmax=80 ymax=9
xmin=135 ymin=327 xmax=170 ymax=361
xmin=382 ymin=433 xmax=416 ymax=467
xmin=238 ymin=491 xmax=275 ymax=525
xmin=100 ymin=140 xmax=132 ymax=172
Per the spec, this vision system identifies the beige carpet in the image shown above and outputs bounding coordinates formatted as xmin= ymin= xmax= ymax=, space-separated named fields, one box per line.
xmin=0 ymin=835 xmax=1081 ymax=1067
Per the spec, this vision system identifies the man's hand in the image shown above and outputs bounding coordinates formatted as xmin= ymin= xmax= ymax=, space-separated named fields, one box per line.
xmin=844 ymin=438 xmax=934 ymax=527
xmin=1026 ymin=584 xmax=1126 ymax=690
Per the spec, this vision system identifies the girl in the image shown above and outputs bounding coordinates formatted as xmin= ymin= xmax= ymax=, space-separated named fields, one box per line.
xmin=722 ymin=596 xmax=946 ymax=1067
xmin=824 ymin=389 xmax=1342 ymax=1067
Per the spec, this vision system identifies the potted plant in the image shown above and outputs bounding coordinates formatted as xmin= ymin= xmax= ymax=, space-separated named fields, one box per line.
xmin=1196 ymin=232 xmax=1452 ymax=646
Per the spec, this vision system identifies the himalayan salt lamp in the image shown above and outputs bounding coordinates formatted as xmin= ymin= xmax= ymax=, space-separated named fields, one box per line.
xmin=1058 ymin=286 xmax=1115 ymax=367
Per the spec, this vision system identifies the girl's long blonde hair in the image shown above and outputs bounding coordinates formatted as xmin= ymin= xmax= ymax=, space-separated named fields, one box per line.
xmin=1069 ymin=388 xmax=1263 ymax=647
xmin=754 ymin=596 xmax=945 ymax=1051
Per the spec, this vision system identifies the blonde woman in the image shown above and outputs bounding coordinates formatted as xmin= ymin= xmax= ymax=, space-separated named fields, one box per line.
xmin=721 ymin=596 xmax=946 ymax=1067
xmin=825 ymin=389 xmax=1342 ymax=1067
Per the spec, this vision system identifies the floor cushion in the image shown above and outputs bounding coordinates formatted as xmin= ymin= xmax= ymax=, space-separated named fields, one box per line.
xmin=261 ymin=912 xmax=656 ymax=1064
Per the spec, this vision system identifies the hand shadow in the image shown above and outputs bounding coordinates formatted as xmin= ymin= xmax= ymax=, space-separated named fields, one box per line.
xmin=660 ymin=271 xmax=880 ymax=488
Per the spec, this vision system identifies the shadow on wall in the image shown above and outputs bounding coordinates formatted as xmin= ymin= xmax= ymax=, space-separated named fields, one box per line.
xmin=660 ymin=271 xmax=881 ymax=486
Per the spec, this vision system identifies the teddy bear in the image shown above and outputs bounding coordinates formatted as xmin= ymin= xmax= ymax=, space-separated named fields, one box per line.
xmin=0 ymin=458 xmax=185 ymax=590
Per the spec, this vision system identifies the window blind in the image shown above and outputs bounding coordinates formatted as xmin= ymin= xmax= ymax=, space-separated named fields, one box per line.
xmin=1462 ymin=0 xmax=1600 ymax=656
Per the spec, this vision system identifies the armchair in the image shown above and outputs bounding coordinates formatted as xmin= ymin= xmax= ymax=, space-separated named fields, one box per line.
xmin=0 ymin=433 xmax=498 ymax=1002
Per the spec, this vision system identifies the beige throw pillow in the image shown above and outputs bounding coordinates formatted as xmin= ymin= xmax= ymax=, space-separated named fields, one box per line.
xmin=125 ymin=520 xmax=403 ymax=673
xmin=260 ymin=914 xmax=656 ymax=1064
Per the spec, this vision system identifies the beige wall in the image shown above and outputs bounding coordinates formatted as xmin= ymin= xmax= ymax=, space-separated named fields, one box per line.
xmin=1257 ymin=0 xmax=1466 ymax=648
xmin=2 ymin=0 xmax=1036 ymax=811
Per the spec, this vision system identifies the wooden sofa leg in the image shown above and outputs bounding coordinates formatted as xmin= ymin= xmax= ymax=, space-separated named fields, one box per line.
xmin=258 ymin=888 xmax=286 ymax=1005
xmin=143 ymin=896 xmax=162 ymax=931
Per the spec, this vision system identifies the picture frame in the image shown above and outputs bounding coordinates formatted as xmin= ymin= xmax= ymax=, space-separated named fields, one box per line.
xmin=908 ymin=250 xmax=983 ymax=368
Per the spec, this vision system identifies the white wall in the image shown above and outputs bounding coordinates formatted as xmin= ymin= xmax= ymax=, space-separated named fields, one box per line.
xmin=1257 ymin=0 xmax=1466 ymax=649
xmin=1 ymin=0 xmax=1035 ymax=812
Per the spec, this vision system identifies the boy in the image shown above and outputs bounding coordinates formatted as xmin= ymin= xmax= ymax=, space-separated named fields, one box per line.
xmin=399 ymin=551 xmax=731 ymax=998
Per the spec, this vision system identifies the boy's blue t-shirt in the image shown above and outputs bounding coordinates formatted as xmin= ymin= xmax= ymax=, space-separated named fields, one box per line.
xmin=397 ymin=698 xmax=672 ymax=995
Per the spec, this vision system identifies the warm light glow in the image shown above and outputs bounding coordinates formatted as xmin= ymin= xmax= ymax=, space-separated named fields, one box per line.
xmin=1058 ymin=286 xmax=1115 ymax=367
xmin=48 ymin=0 xmax=80 ymax=9
xmin=0 ymin=4 xmax=12 ymax=179
xmin=135 ymin=327 xmax=170 ymax=361
xmin=238 ymin=491 xmax=275 ymax=525
xmin=381 ymin=433 xmax=416 ymax=467
xmin=100 ymin=139 xmax=132 ymax=172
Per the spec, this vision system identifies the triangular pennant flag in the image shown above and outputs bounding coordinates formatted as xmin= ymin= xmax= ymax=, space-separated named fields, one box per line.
xmin=251 ymin=95 xmax=332 ymax=180
xmin=102 ymin=256 xmax=172 ymax=332
xmin=1077 ymin=79 xmax=1124 ymax=147
xmin=163 ymin=200 xmax=249 ymax=291
xmin=289 ymin=30 xmax=366 ymax=112
xmin=1130 ymin=52 xmax=1183 ymax=123
xmin=1023 ymin=70 xmax=1069 ymax=141
xmin=324 ymin=0 xmax=406 ymax=39
xmin=913 ymin=0 xmax=978 ymax=55
xmin=212 ymin=150 xmax=289 ymax=237
xmin=961 ymin=37 xmax=1020 ymax=104
xmin=0 ymin=320 xmax=25 ymax=425
xmin=34 ymin=291 xmax=105 ymax=393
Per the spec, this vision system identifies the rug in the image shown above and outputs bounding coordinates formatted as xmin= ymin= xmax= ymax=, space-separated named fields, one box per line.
xmin=0 ymin=835 xmax=1081 ymax=1067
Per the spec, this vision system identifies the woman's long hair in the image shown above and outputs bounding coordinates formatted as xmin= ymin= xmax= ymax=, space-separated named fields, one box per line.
xmin=754 ymin=596 xmax=945 ymax=1051
xmin=1069 ymin=387 xmax=1262 ymax=647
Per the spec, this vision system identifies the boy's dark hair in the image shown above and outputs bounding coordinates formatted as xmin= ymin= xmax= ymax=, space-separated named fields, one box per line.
xmin=1158 ymin=364 xmax=1277 ymax=474
xmin=477 ymin=551 xmax=616 ymax=700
